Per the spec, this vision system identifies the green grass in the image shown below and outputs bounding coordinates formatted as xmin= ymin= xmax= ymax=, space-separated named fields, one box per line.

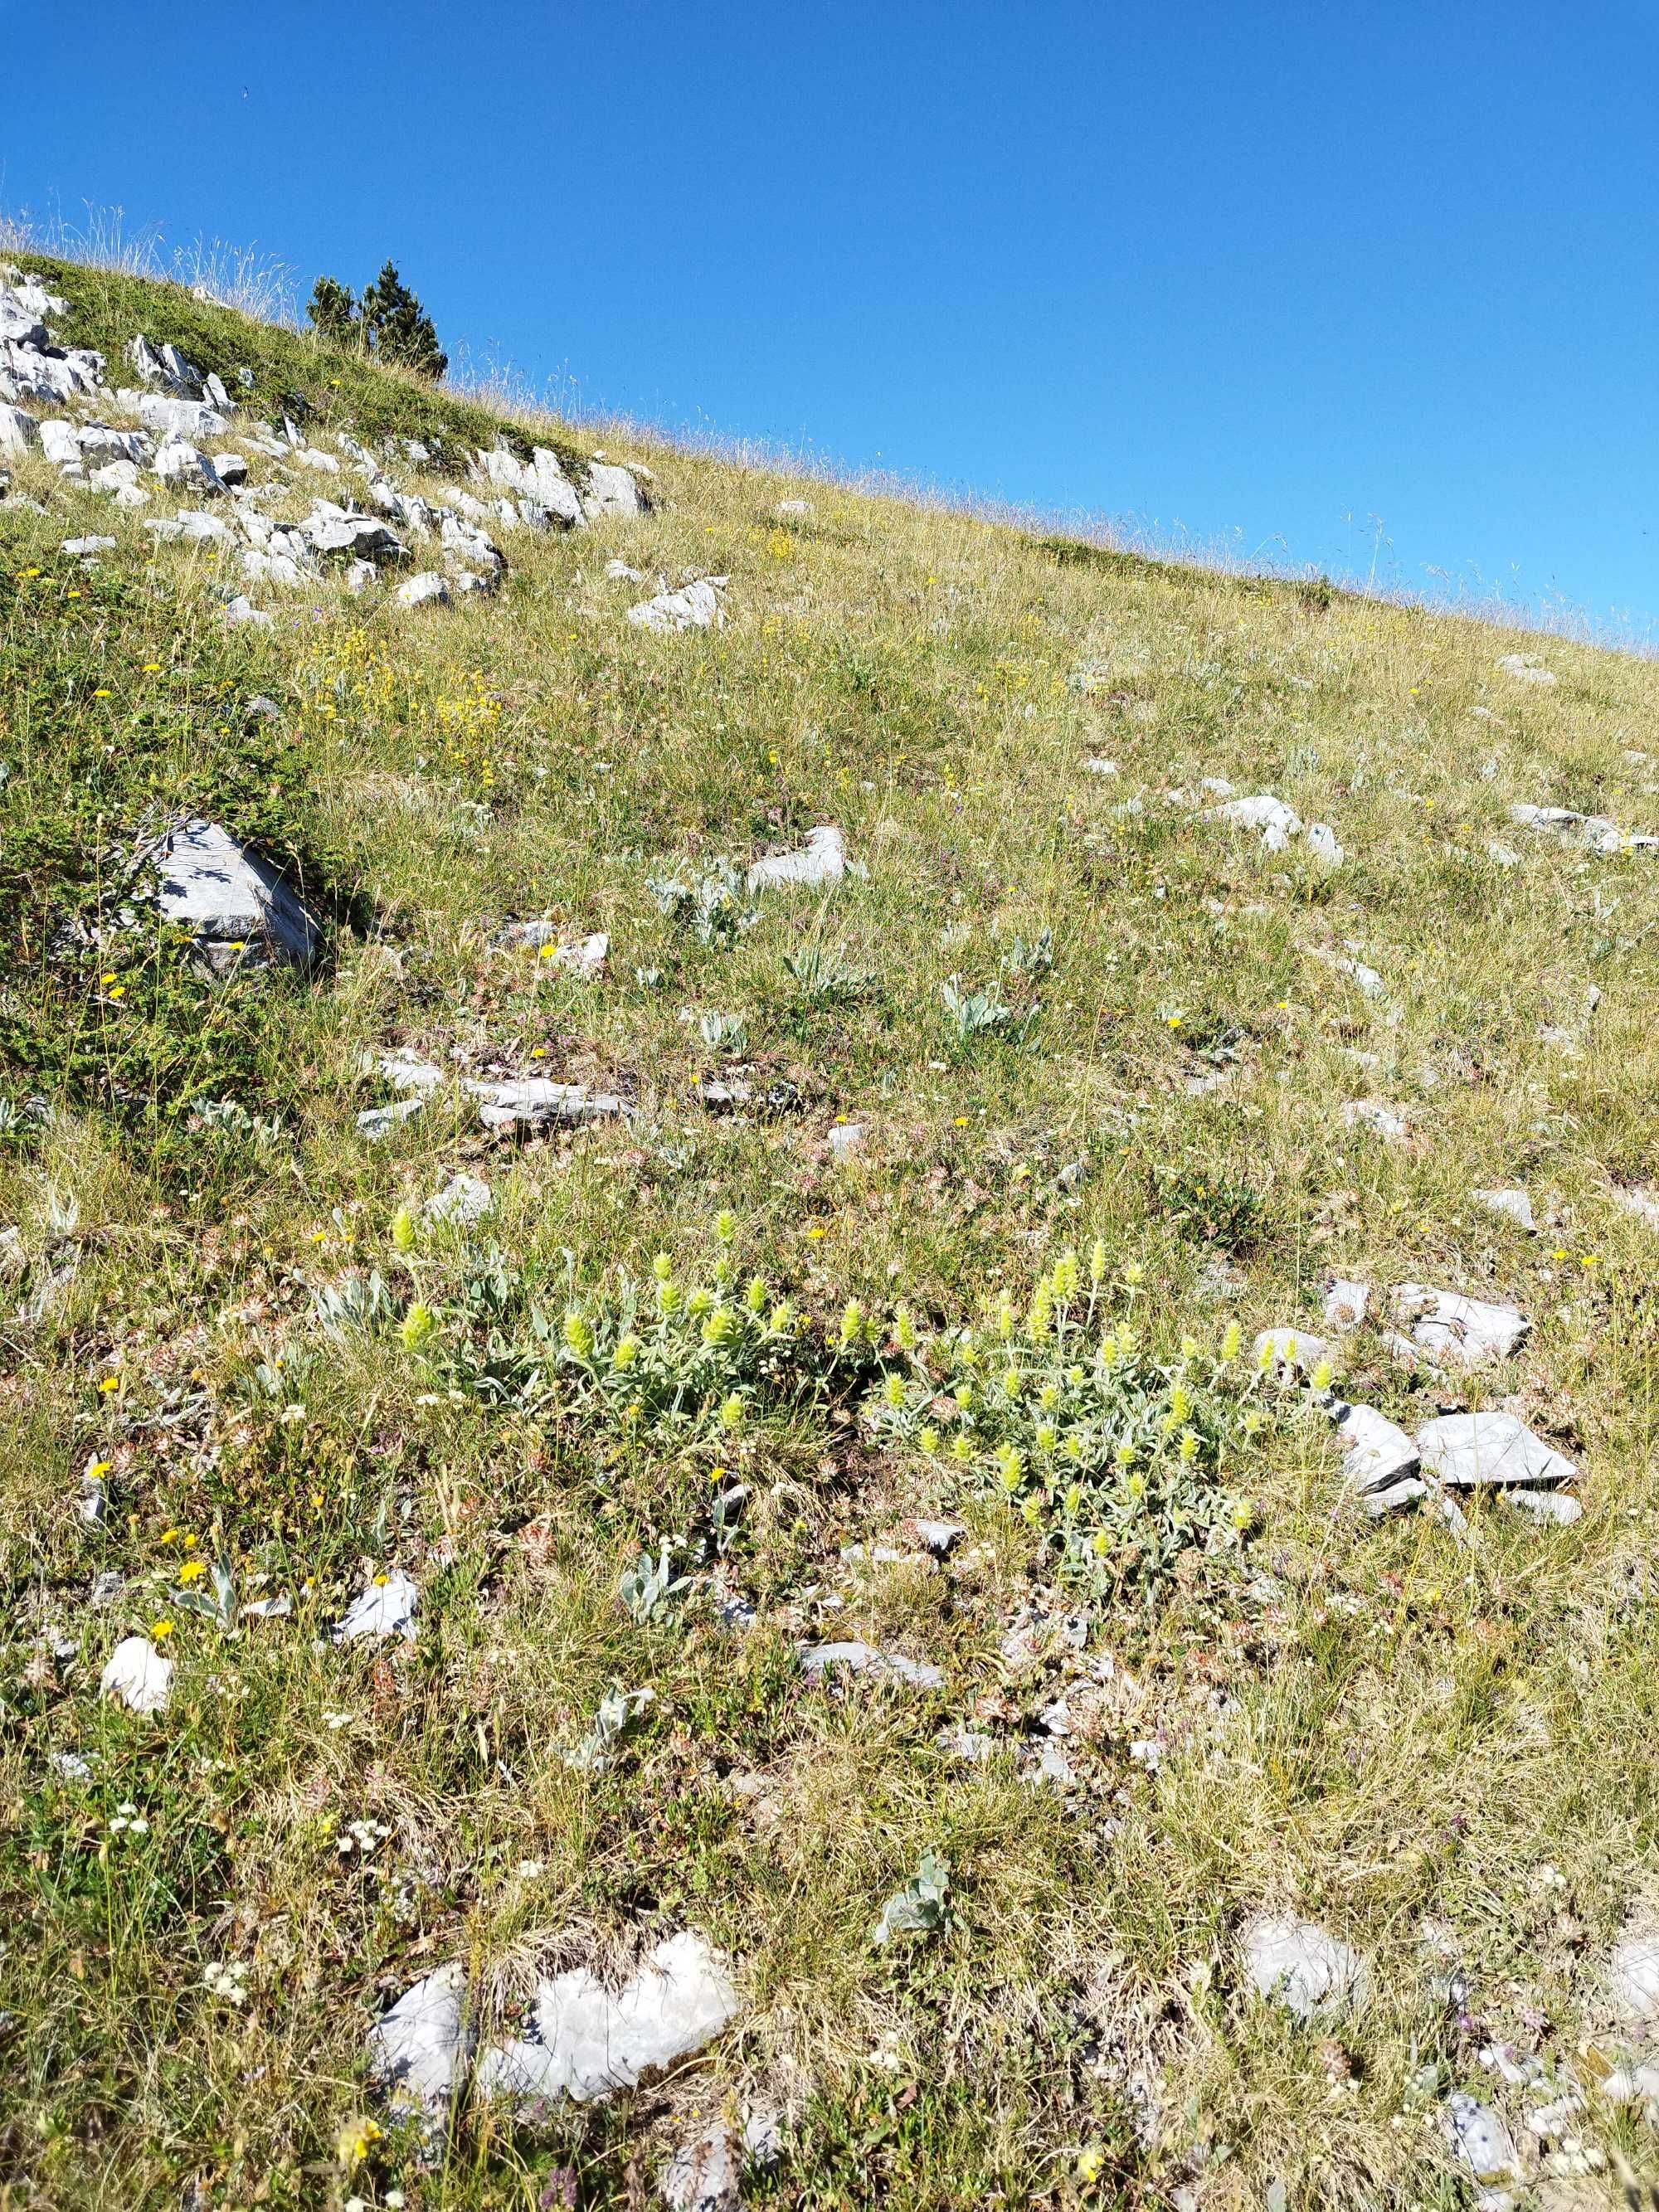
xmin=3 ymin=255 xmax=1659 ymax=2210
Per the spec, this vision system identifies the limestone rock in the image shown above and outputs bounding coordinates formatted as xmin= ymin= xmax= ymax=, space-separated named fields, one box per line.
xmin=0 ymin=294 xmax=48 ymax=348
xmin=1414 ymin=1412 xmax=1576 ymax=1489
xmin=1253 ymin=1326 xmax=1331 ymax=1381
xmin=1501 ymin=1487 xmax=1583 ymax=1525
xmin=1305 ymin=821 xmax=1345 ymax=866
xmin=1609 ymin=1927 xmax=1659 ymax=2025
xmin=474 ymin=1931 xmax=738 ymax=2106
xmin=1473 ymin=1188 xmax=1535 ymax=1232
xmin=137 ymin=817 xmax=319 ymax=974
xmin=628 ymin=576 xmax=727 ymax=633
xmin=424 ymin=1173 xmax=493 ymax=1227
xmin=129 ymin=392 xmax=229 ymax=441
xmin=1495 ymin=654 xmax=1557 ymax=687
xmin=1322 ymin=1278 xmax=1370 ymax=1330
xmin=1204 ymin=793 xmax=1302 ymax=851
xmin=368 ymin=1962 xmax=471 ymax=2116
xmin=1241 ymin=1913 xmax=1369 ymax=2020
xmin=585 ymin=460 xmax=649 ymax=519
xmin=1334 ymin=1403 xmax=1419 ymax=1493
xmin=0 ymin=402 xmax=37 ymax=454
xmin=334 ymin=1570 xmax=420 ymax=1643
xmin=62 ymin=535 xmax=117 ymax=557
xmin=307 ymin=513 xmax=405 ymax=562
xmin=659 ymin=2121 xmax=741 ymax=2212
xmin=799 ymin=1641 xmax=943 ymax=1690
xmin=1389 ymin=1284 xmax=1527 ymax=1365
xmin=1340 ymin=1098 xmax=1408 ymax=1142
xmin=1443 ymin=2092 xmax=1522 ymax=2182
xmin=747 ymin=824 xmax=847 ymax=892
xmin=397 ymin=571 xmax=450 ymax=608
xmin=152 ymin=438 xmax=224 ymax=493
xmin=100 ymin=1635 xmax=173 ymax=1714
xmin=466 ymin=1077 xmax=627 ymax=1131
xmin=826 ymin=1121 xmax=865 ymax=1164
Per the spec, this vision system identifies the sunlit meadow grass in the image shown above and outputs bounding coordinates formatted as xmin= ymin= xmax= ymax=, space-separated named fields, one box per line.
xmin=2 ymin=254 xmax=1658 ymax=2210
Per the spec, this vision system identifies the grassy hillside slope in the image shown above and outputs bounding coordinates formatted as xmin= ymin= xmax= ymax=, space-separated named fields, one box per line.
xmin=3 ymin=256 xmax=1659 ymax=2212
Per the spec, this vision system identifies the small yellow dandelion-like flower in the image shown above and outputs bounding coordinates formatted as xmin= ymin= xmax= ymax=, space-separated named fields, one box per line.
xmin=178 ymin=1559 xmax=207 ymax=1584
xmin=152 ymin=1617 xmax=174 ymax=1638
xmin=99 ymin=1374 xmax=120 ymax=1393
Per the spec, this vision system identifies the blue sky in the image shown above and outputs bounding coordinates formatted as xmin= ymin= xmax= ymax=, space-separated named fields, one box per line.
xmin=7 ymin=1 xmax=1657 ymax=633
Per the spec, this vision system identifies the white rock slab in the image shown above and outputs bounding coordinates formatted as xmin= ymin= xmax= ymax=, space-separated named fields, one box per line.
xmin=585 ymin=460 xmax=648 ymax=518
xmin=800 ymin=1641 xmax=944 ymax=1689
xmin=1340 ymin=1098 xmax=1408 ymax=1141
xmin=425 ymin=1172 xmax=492 ymax=1226
xmin=1443 ymin=2092 xmax=1522 ymax=2181
xmin=747 ymin=824 xmax=846 ymax=892
xmin=1305 ymin=821 xmax=1345 ymax=866
xmin=1254 ymin=1327 xmax=1331 ymax=1380
xmin=465 ymin=1077 xmax=627 ymax=1130
xmin=368 ymin=1962 xmax=470 ymax=2113
xmin=826 ymin=1121 xmax=865 ymax=1163
xmin=628 ymin=576 xmax=727 ymax=633
xmin=1495 ymin=654 xmax=1557 ymax=688
xmin=1610 ymin=1928 xmax=1659 ymax=2025
xmin=1241 ymin=1913 xmax=1369 ymax=2020
xmin=1389 ymin=1285 xmax=1527 ymax=1364
xmin=659 ymin=2121 xmax=741 ymax=2212
xmin=100 ymin=1636 xmax=173 ymax=1714
xmin=139 ymin=816 xmax=319 ymax=974
xmin=1335 ymin=1402 xmax=1419 ymax=1493
xmin=1500 ymin=1488 xmax=1582 ymax=1525
xmin=0 ymin=401 xmax=38 ymax=453
xmin=1414 ymin=1412 xmax=1576 ymax=1489
xmin=1203 ymin=793 xmax=1303 ymax=850
xmin=474 ymin=1931 xmax=738 ymax=2105
xmin=334 ymin=1570 xmax=420 ymax=1643
xmin=1322 ymin=1279 xmax=1370 ymax=1330
xmin=1472 ymin=1188 xmax=1535 ymax=1232
xmin=397 ymin=571 xmax=450 ymax=608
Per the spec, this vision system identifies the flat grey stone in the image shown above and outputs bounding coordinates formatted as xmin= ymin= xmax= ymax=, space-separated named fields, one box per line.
xmin=1500 ymin=1488 xmax=1582 ymax=1525
xmin=747 ymin=824 xmax=846 ymax=892
xmin=100 ymin=1635 xmax=173 ymax=1714
xmin=584 ymin=459 xmax=649 ymax=518
xmin=825 ymin=1121 xmax=865 ymax=1163
xmin=1365 ymin=1476 xmax=1428 ymax=1515
xmin=378 ymin=1050 xmax=446 ymax=1094
xmin=1610 ymin=1184 xmax=1659 ymax=1229
xmin=628 ymin=576 xmax=727 ymax=633
xmin=1414 ymin=1412 xmax=1576 ymax=1489
xmin=1341 ymin=1098 xmax=1408 ymax=1141
xmin=659 ymin=2121 xmax=740 ymax=2212
xmin=61 ymin=535 xmax=117 ymax=556
xmin=1204 ymin=792 xmax=1302 ymax=850
xmin=466 ymin=1077 xmax=627 ymax=1131
xmin=776 ymin=498 xmax=813 ymax=517
xmin=307 ymin=513 xmax=404 ymax=562
xmin=1335 ymin=1402 xmax=1419 ymax=1493
xmin=1305 ymin=821 xmax=1344 ymax=865
xmin=1495 ymin=654 xmax=1557 ymax=687
xmin=800 ymin=1641 xmax=943 ymax=1690
xmin=474 ymin=1931 xmax=737 ymax=2107
xmin=334 ymin=1570 xmax=419 ymax=1643
xmin=1472 ymin=1188 xmax=1535 ymax=1232
xmin=137 ymin=817 xmax=319 ymax=973
xmin=1253 ymin=1326 xmax=1331 ymax=1380
xmin=222 ymin=596 xmax=272 ymax=627
xmin=424 ymin=1172 xmax=492 ymax=1226
xmin=368 ymin=1962 xmax=470 ymax=2115
xmin=1443 ymin=2092 xmax=1521 ymax=2181
xmin=1322 ymin=1278 xmax=1370 ymax=1330
xmin=130 ymin=392 xmax=228 ymax=440
xmin=397 ymin=571 xmax=450 ymax=607
xmin=0 ymin=402 xmax=38 ymax=453
xmin=1241 ymin=1913 xmax=1369 ymax=2020
xmin=1611 ymin=1928 xmax=1659 ymax=2025
xmin=1389 ymin=1284 xmax=1527 ymax=1364
xmin=356 ymin=1097 xmax=427 ymax=1140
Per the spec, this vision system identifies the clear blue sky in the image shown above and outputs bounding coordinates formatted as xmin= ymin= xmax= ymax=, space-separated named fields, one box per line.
xmin=7 ymin=1 xmax=1657 ymax=634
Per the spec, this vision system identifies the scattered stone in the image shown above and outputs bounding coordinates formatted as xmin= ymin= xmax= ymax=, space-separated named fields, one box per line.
xmin=776 ymin=498 xmax=814 ymax=517
xmin=307 ymin=513 xmax=405 ymax=562
xmin=368 ymin=1962 xmax=471 ymax=2117
xmin=1609 ymin=1926 xmax=1659 ymax=2026
xmin=0 ymin=402 xmax=38 ymax=454
xmin=1487 ymin=841 xmax=1520 ymax=867
xmin=1203 ymin=793 xmax=1302 ymax=851
xmin=397 ymin=571 xmax=450 ymax=608
xmin=1443 ymin=2092 xmax=1523 ymax=2182
xmin=474 ymin=1931 xmax=738 ymax=2106
xmin=1364 ymin=1476 xmax=1429 ymax=1516
xmin=1609 ymin=1185 xmax=1659 ymax=1230
xmin=1340 ymin=1098 xmax=1408 ymax=1142
xmin=100 ymin=1636 xmax=173 ymax=1714
xmin=1473 ymin=1188 xmax=1535 ymax=1232
xmin=1334 ymin=1403 xmax=1420 ymax=1494
xmin=61 ymin=535 xmax=117 ymax=556
xmin=1414 ymin=1412 xmax=1576 ymax=1489
xmin=628 ymin=576 xmax=727 ymax=633
xmin=556 ymin=931 xmax=609 ymax=980
xmin=659 ymin=2121 xmax=741 ymax=2212
xmin=1501 ymin=1488 xmax=1583 ymax=1526
xmin=1511 ymin=802 xmax=1621 ymax=853
xmin=222 ymin=595 xmax=273 ymax=626
xmin=1389 ymin=1284 xmax=1528 ymax=1365
xmin=1305 ymin=821 xmax=1345 ymax=865
xmin=1495 ymin=654 xmax=1557 ymax=688
xmin=425 ymin=1172 xmax=492 ymax=1226
xmin=357 ymin=1097 xmax=427 ymax=1140
xmin=467 ymin=1077 xmax=628 ymax=1131
xmin=605 ymin=557 xmax=643 ymax=581
xmin=1322 ymin=1279 xmax=1370 ymax=1330
xmin=585 ymin=460 xmax=649 ymax=519
xmin=825 ymin=1121 xmax=865 ymax=1164
xmin=152 ymin=437 xmax=223 ymax=493
xmin=135 ymin=817 xmax=319 ymax=974
xmin=211 ymin=450 xmax=249 ymax=486
xmin=907 ymin=1518 xmax=966 ymax=1558
xmin=799 ymin=1641 xmax=944 ymax=1690
xmin=334 ymin=1570 xmax=420 ymax=1643
xmin=747 ymin=824 xmax=847 ymax=892
xmin=1084 ymin=756 xmax=1119 ymax=776
xmin=1253 ymin=1327 xmax=1331 ymax=1381
xmin=1241 ymin=1913 xmax=1370 ymax=2020
xmin=129 ymin=392 xmax=228 ymax=442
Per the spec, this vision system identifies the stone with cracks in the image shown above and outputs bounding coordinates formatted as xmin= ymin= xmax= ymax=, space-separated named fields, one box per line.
xmin=628 ymin=576 xmax=727 ymax=633
xmin=368 ymin=1962 xmax=471 ymax=2116
xmin=747 ymin=824 xmax=847 ymax=892
xmin=128 ymin=392 xmax=228 ymax=441
xmin=1495 ymin=654 xmax=1557 ymax=687
xmin=1414 ymin=1412 xmax=1577 ymax=1489
xmin=1322 ymin=1278 xmax=1370 ymax=1330
xmin=799 ymin=1641 xmax=944 ymax=1689
xmin=1334 ymin=1402 xmax=1419 ymax=1493
xmin=0 ymin=294 xmax=48 ymax=348
xmin=397 ymin=571 xmax=450 ymax=608
xmin=1473 ymin=1187 xmax=1535 ymax=1232
xmin=62 ymin=535 xmax=117 ymax=557
xmin=1389 ymin=1284 xmax=1527 ymax=1364
xmin=467 ymin=1077 xmax=628 ymax=1131
xmin=1610 ymin=1928 xmax=1659 ymax=2025
xmin=1241 ymin=1913 xmax=1370 ymax=2020
xmin=659 ymin=2122 xmax=741 ymax=2212
xmin=152 ymin=439 xmax=224 ymax=493
xmin=1501 ymin=1487 xmax=1583 ymax=1525
xmin=334 ymin=1570 xmax=420 ymax=1642
xmin=474 ymin=1931 xmax=738 ymax=2106
xmin=100 ymin=1635 xmax=173 ymax=1714
xmin=0 ymin=402 xmax=37 ymax=453
xmin=138 ymin=817 xmax=319 ymax=975
xmin=1442 ymin=2093 xmax=1522 ymax=2182
xmin=1204 ymin=793 xmax=1303 ymax=850
xmin=307 ymin=514 xmax=405 ymax=562
xmin=425 ymin=1172 xmax=493 ymax=1226
xmin=584 ymin=460 xmax=649 ymax=518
